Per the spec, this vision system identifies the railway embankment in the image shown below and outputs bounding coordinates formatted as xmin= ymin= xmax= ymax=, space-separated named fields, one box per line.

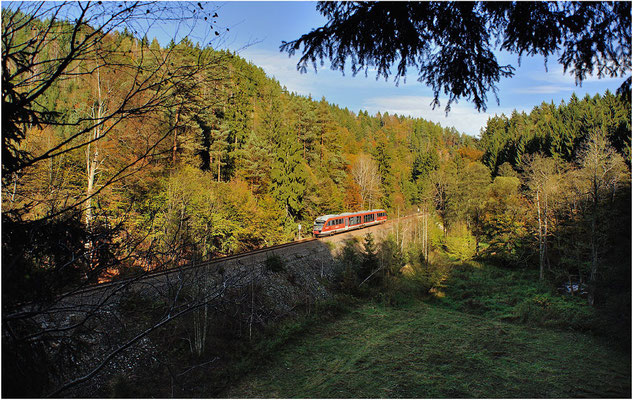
xmin=7 ymin=215 xmax=421 ymax=397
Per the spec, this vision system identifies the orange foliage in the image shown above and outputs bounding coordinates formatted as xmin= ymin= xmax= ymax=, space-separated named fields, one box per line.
xmin=458 ymin=146 xmax=484 ymax=161
xmin=344 ymin=175 xmax=363 ymax=211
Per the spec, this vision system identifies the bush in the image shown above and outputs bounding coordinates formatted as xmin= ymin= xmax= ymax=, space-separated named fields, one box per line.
xmin=376 ymin=276 xmax=428 ymax=307
xmin=513 ymin=293 xmax=597 ymax=330
xmin=333 ymin=240 xmax=361 ymax=294
xmin=444 ymin=234 xmax=476 ymax=261
xmin=379 ymin=235 xmax=404 ymax=276
xmin=403 ymin=258 xmax=451 ymax=294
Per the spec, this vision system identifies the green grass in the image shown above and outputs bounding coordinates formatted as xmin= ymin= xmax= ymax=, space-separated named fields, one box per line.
xmin=220 ymin=261 xmax=630 ymax=398
xmin=430 ymin=261 xmax=569 ymax=319
xmin=429 ymin=261 xmax=629 ymax=343
xmin=222 ymin=299 xmax=630 ymax=398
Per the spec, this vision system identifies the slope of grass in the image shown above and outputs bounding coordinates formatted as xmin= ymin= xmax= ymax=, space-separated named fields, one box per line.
xmin=223 ymin=299 xmax=630 ymax=398
xmin=430 ymin=261 xmax=629 ymax=345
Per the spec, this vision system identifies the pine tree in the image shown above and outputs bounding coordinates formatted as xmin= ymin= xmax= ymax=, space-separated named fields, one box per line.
xmin=270 ymin=130 xmax=308 ymax=222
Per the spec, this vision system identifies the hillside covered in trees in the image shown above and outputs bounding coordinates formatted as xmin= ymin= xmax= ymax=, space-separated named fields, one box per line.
xmin=2 ymin=3 xmax=631 ymax=397
xmin=3 ymin=4 xmax=631 ymax=308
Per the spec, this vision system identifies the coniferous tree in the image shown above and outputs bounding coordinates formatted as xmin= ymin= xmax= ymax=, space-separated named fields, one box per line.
xmin=270 ymin=130 xmax=308 ymax=223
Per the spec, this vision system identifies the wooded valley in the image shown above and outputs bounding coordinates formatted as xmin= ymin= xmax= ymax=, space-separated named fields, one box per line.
xmin=2 ymin=2 xmax=631 ymax=397
xmin=3 ymin=4 xmax=630 ymax=303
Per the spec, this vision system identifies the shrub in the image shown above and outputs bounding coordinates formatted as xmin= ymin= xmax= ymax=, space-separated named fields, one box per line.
xmin=404 ymin=259 xmax=451 ymax=294
xmin=379 ymin=235 xmax=404 ymax=276
xmin=333 ymin=240 xmax=361 ymax=293
xmin=513 ymin=293 xmax=597 ymax=330
xmin=444 ymin=234 xmax=476 ymax=261
xmin=377 ymin=276 xmax=428 ymax=307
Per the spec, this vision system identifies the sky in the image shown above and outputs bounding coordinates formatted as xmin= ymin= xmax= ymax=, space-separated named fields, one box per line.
xmin=157 ymin=1 xmax=626 ymax=138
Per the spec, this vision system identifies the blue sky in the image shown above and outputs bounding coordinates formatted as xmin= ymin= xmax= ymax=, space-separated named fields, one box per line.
xmin=160 ymin=1 xmax=626 ymax=137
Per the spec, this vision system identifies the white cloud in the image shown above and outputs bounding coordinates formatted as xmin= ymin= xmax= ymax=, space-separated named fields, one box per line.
xmin=362 ymin=95 xmax=520 ymax=137
xmin=236 ymin=48 xmax=401 ymax=96
xmin=238 ymin=48 xmax=319 ymax=96
xmin=513 ymin=85 xmax=573 ymax=95
xmin=523 ymin=63 xmax=624 ymax=86
xmin=234 ymin=49 xmax=540 ymax=137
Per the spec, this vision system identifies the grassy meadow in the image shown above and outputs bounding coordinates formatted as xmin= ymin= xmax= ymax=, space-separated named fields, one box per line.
xmin=222 ymin=262 xmax=631 ymax=398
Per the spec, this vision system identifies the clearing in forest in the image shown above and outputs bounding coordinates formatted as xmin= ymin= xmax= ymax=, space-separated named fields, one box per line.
xmin=224 ymin=299 xmax=631 ymax=398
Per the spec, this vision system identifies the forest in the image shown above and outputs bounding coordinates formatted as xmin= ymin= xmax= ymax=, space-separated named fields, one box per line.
xmin=3 ymin=4 xmax=630 ymax=305
xmin=1 ymin=2 xmax=631 ymax=397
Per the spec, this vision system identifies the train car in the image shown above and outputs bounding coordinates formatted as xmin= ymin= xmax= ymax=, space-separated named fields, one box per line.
xmin=312 ymin=209 xmax=387 ymax=237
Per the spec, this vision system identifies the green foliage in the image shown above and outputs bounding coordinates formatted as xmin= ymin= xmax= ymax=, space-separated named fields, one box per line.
xmin=3 ymin=3 xmax=630 ymax=327
xmin=270 ymin=131 xmax=308 ymax=222
xmin=8 ymin=5 xmax=630 ymax=399
xmin=431 ymin=261 xmax=623 ymax=338
xmin=497 ymin=161 xmax=518 ymax=177
xmin=403 ymin=260 xmax=451 ymax=295
xmin=378 ymin=235 xmax=403 ymax=276
xmin=336 ymin=239 xmax=361 ymax=293
xmin=514 ymin=294 xmax=596 ymax=330
xmin=443 ymin=232 xmax=476 ymax=261
xmin=481 ymin=91 xmax=632 ymax=172
xmin=360 ymin=233 xmax=379 ymax=281
xmin=412 ymin=150 xmax=439 ymax=181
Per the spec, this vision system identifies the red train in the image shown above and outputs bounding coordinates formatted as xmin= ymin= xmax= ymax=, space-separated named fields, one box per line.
xmin=312 ymin=209 xmax=387 ymax=237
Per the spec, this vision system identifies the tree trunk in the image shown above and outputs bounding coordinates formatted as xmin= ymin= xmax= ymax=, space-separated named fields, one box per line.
xmin=588 ymin=180 xmax=599 ymax=305
xmin=320 ymin=130 xmax=323 ymax=165
xmin=544 ymin=191 xmax=550 ymax=271
xmin=537 ymin=190 xmax=544 ymax=280
xmin=172 ymin=126 xmax=178 ymax=166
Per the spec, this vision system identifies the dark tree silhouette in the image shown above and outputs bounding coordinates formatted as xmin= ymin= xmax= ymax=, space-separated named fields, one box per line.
xmin=1 ymin=3 xmax=233 ymax=396
xmin=281 ymin=1 xmax=631 ymax=112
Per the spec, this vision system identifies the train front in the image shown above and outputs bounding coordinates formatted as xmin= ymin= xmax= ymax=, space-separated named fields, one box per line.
xmin=313 ymin=217 xmax=327 ymax=236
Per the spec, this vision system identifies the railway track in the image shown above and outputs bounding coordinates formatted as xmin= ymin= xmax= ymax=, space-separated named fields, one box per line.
xmin=66 ymin=237 xmax=318 ymax=298
xmin=15 ymin=213 xmax=423 ymax=308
